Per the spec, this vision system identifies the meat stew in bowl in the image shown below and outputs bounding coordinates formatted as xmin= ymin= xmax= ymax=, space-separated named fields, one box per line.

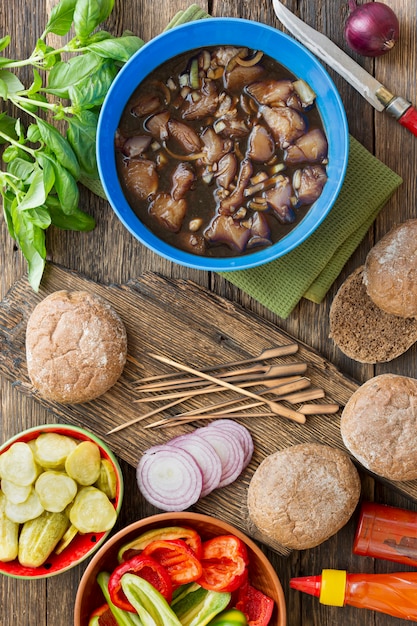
xmin=115 ymin=45 xmax=328 ymax=258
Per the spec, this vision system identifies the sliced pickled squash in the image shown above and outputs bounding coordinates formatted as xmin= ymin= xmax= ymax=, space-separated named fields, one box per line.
xmin=34 ymin=433 xmax=78 ymax=469
xmin=54 ymin=524 xmax=79 ymax=555
xmin=94 ymin=459 xmax=117 ymax=499
xmin=18 ymin=510 xmax=69 ymax=567
xmin=35 ymin=470 xmax=78 ymax=512
xmin=0 ymin=491 xmax=19 ymax=562
xmin=69 ymin=486 xmax=117 ymax=533
xmin=64 ymin=441 xmax=101 ymax=486
xmin=1 ymin=479 xmax=31 ymax=504
xmin=0 ymin=442 xmax=40 ymax=486
xmin=5 ymin=488 xmax=44 ymax=524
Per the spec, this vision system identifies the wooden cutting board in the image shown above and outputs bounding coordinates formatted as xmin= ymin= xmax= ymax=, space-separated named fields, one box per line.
xmin=2 ymin=263 xmax=417 ymax=556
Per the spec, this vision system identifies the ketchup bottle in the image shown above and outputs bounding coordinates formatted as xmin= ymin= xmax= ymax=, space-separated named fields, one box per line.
xmin=290 ymin=569 xmax=417 ymax=621
xmin=354 ymin=501 xmax=417 ymax=567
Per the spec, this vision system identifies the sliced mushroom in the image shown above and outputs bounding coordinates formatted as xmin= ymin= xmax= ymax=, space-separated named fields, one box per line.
xmin=181 ymin=78 xmax=219 ymax=120
xmin=167 ymin=119 xmax=202 ymax=154
xmin=246 ymin=124 xmax=275 ymax=162
xmin=145 ymin=111 xmax=170 ymax=141
xmin=205 ymin=215 xmax=251 ymax=252
xmin=260 ymin=105 xmax=306 ymax=149
xmin=171 ymin=162 xmax=196 ymax=200
xmin=285 ymin=128 xmax=328 ymax=164
xmin=264 ymin=176 xmax=296 ymax=223
xmin=122 ymin=158 xmax=159 ymax=200
xmin=219 ymin=158 xmax=253 ymax=215
xmin=149 ymin=192 xmax=187 ymax=232
xmin=293 ymin=165 xmax=328 ymax=205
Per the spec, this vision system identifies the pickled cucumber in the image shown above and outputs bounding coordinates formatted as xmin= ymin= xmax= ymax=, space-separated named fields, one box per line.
xmin=5 ymin=488 xmax=44 ymax=524
xmin=35 ymin=471 xmax=78 ymax=512
xmin=65 ymin=441 xmax=101 ymax=485
xmin=1 ymin=479 xmax=31 ymax=504
xmin=69 ymin=486 xmax=117 ymax=533
xmin=18 ymin=510 xmax=70 ymax=567
xmin=34 ymin=433 xmax=78 ymax=469
xmin=0 ymin=442 xmax=40 ymax=486
xmin=94 ymin=459 xmax=117 ymax=499
xmin=0 ymin=492 xmax=18 ymax=562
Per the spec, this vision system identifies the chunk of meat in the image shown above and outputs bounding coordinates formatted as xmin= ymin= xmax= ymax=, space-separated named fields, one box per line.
xmin=121 ymin=135 xmax=152 ymax=158
xmin=264 ymin=176 xmax=296 ymax=223
xmin=224 ymin=64 xmax=265 ymax=92
xmin=285 ymin=128 xmax=328 ymax=164
xmin=201 ymin=127 xmax=232 ymax=164
xmin=177 ymin=232 xmax=207 ymax=255
xmin=123 ymin=159 xmax=158 ymax=200
xmin=219 ymin=158 xmax=253 ymax=215
xmin=246 ymin=125 xmax=275 ymax=162
xmin=181 ymin=78 xmax=219 ymax=120
xmin=214 ymin=115 xmax=249 ymax=138
xmin=212 ymin=46 xmax=246 ymax=68
xmin=205 ymin=215 xmax=251 ymax=252
xmin=260 ymin=105 xmax=306 ymax=148
xmin=149 ymin=192 xmax=187 ymax=232
xmin=131 ymin=93 xmax=163 ymax=116
xmin=167 ymin=119 xmax=202 ymax=154
xmin=293 ymin=165 xmax=328 ymax=205
xmin=215 ymin=153 xmax=237 ymax=189
xmin=171 ymin=163 xmax=196 ymax=200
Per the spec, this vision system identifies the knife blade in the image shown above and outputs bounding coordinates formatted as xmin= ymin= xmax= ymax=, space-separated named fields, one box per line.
xmin=272 ymin=0 xmax=417 ymax=137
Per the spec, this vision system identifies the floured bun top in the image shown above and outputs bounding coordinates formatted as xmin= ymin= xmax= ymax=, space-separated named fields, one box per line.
xmin=364 ymin=219 xmax=417 ymax=318
xmin=247 ymin=442 xmax=361 ymax=550
xmin=341 ymin=373 xmax=417 ymax=481
xmin=329 ymin=266 xmax=417 ymax=363
xmin=26 ymin=290 xmax=127 ymax=403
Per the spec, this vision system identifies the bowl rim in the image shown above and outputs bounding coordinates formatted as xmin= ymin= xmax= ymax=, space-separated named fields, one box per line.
xmin=74 ymin=511 xmax=287 ymax=626
xmin=97 ymin=17 xmax=349 ymax=272
xmin=0 ymin=423 xmax=124 ymax=580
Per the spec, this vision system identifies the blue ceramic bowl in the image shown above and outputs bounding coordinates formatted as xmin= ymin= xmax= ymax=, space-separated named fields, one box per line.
xmin=97 ymin=18 xmax=349 ymax=271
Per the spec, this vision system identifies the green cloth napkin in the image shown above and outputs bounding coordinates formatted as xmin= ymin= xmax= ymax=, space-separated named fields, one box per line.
xmin=83 ymin=5 xmax=403 ymax=319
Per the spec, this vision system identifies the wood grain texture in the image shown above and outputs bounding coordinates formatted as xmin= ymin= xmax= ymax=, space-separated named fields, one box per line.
xmin=0 ymin=0 xmax=416 ymax=625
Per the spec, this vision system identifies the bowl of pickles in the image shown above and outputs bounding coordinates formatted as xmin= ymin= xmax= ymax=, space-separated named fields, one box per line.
xmin=0 ymin=423 xmax=123 ymax=579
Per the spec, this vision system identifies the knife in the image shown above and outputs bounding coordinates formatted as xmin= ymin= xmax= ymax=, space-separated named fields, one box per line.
xmin=272 ymin=0 xmax=417 ymax=137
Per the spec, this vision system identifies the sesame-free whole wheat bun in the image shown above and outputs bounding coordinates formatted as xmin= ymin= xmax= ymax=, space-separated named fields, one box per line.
xmin=341 ymin=374 xmax=417 ymax=481
xmin=364 ymin=219 xmax=417 ymax=318
xmin=247 ymin=443 xmax=361 ymax=550
xmin=26 ymin=290 xmax=127 ymax=403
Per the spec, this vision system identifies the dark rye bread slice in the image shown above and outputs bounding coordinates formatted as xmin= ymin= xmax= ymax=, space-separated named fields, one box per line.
xmin=329 ymin=266 xmax=417 ymax=363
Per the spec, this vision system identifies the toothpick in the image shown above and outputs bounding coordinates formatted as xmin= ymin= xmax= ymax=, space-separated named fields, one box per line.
xmin=106 ymin=396 xmax=186 ymax=435
xmin=148 ymin=353 xmax=306 ymax=424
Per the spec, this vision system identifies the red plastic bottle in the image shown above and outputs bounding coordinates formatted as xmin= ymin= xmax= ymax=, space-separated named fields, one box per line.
xmin=354 ymin=501 xmax=417 ymax=567
xmin=290 ymin=569 xmax=417 ymax=621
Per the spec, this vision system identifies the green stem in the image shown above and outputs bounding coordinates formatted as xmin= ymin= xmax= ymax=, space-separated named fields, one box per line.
xmin=0 ymin=129 xmax=36 ymax=157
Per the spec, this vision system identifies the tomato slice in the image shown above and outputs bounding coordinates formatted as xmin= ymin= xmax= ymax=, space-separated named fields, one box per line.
xmin=235 ymin=581 xmax=275 ymax=626
xmin=108 ymin=554 xmax=173 ymax=612
xmin=197 ymin=535 xmax=249 ymax=593
xmin=142 ymin=538 xmax=203 ymax=588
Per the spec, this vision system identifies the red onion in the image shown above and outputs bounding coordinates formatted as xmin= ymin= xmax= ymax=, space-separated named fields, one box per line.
xmin=344 ymin=0 xmax=399 ymax=57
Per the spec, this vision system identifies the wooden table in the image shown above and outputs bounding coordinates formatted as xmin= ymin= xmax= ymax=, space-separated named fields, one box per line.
xmin=1 ymin=1 xmax=416 ymax=624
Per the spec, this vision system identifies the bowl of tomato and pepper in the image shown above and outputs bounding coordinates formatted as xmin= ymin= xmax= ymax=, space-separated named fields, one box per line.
xmin=74 ymin=512 xmax=286 ymax=626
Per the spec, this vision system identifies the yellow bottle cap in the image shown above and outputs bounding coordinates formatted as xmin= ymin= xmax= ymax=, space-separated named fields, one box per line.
xmin=319 ymin=569 xmax=347 ymax=606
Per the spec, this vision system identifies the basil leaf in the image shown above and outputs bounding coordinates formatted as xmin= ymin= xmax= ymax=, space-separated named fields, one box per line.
xmin=7 ymin=157 xmax=35 ymax=181
xmin=36 ymin=118 xmax=80 ymax=179
xmin=67 ymin=110 xmax=99 ymax=177
xmin=12 ymin=208 xmax=46 ymax=291
xmin=88 ymin=34 xmax=144 ymax=62
xmin=0 ymin=112 xmax=19 ymax=141
xmin=47 ymin=52 xmax=105 ymax=98
xmin=46 ymin=196 xmax=95 ymax=231
xmin=0 ymin=35 xmax=11 ymax=53
xmin=17 ymin=168 xmax=47 ymax=211
xmin=73 ymin=0 xmax=115 ymax=41
xmin=0 ymin=70 xmax=24 ymax=96
xmin=68 ymin=58 xmax=117 ymax=108
xmin=26 ymin=206 xmax=52 ymax=229
xmin=44 ymin=0 xmax=77 ymax=36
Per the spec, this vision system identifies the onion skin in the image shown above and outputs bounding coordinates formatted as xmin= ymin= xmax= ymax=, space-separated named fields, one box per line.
xmin=344 ymin=0 xmax=400 ymax=57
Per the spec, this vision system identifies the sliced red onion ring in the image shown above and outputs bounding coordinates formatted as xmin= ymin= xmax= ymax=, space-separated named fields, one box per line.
xmin=168 ymin=432 xmax=223 ymax=497
xmin=197 ymin=425 xmax=245 ymax=488
xmin=207 ymin=419 xmax=254 ymax=468
xmin=136 ymin=444 xmax=203 ymax=511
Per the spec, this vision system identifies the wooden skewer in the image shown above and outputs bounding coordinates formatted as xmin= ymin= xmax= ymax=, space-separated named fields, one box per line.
xmin=135 ymin=364 xmax=265 ymax=390
xmin=148 ymin=353 xmax=306 ymax=424
xmin=134 ymin=343 xmax=299 ymax=384
xmin=171 ymin=377 xmax=310 ymax=417
xmin=278 ymin=388 xmax=325 ymax=403
xmin=135 ymin=362 xmax=307 ymax=392
xmin=298 ymin=403 xmax=340 ymax=415
xmin=146 ymin=412 xmax=278 ymax=428
xmin=106 ymin=396 xmax=186 ymax=435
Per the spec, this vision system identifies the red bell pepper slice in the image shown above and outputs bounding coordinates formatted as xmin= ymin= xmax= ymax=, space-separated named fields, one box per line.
xmin=197 ymin=535 xmax=249 ymax=593
xmin=119 ymin=526 xmax=203 ymax=561
xmin=142 ymin=538 xmax=203 ymax=588
xmin=235 ymin=581 xmax=275 ymax=626
xmin=108 ymin=554 xmax=173 ymax=612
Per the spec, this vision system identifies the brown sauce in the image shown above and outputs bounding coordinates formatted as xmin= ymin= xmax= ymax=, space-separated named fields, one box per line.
xmin=115 ymin=46 xmax=328 ymax=257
